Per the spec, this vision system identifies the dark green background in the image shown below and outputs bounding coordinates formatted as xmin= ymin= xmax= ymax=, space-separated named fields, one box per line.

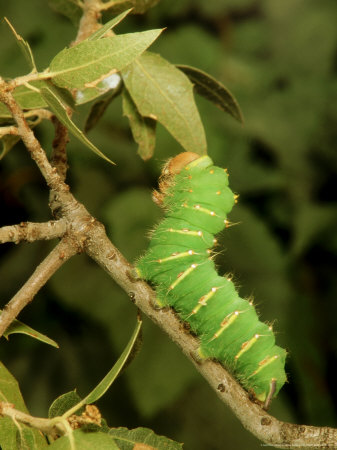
xmin=0 ymin=1 xmax=337 ymax=449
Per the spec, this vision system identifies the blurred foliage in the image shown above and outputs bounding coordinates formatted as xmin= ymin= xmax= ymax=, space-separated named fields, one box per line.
xmin=0 ymin=0 xmax=337 ymax=449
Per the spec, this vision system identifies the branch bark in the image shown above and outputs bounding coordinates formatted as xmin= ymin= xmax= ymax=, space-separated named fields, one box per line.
xmin=0 ymin=220 xmax=67 ymax=244
xmin=51 ymin=117 xmax=69 ymax=181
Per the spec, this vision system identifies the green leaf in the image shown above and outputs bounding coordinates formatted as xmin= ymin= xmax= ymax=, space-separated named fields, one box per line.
xmin=1 ymin=310 xmax=58 ymax=347
xmin=39 ymin=81 xmax=114 ymax=164
xmin=122 ymin=88 xmax=156 ymax=160
xmin=49 ymin=391 xmax=83 ymax=419
xmin=49 ymin=30 xmax=163 ymax=90
xmin=87 ymin=9 xmax=133 ymax=41
xmin=0 ymin=84 xmax=47 ymax=118
xmin=40 ymin=81 xmax=75 ymax=110
xmin=0 ymin=362 xmax=48 ymax=449
xmin=4 ymin=17 xmax=37 ymax=70
xmin=48 ymin=429 xmax=119 ymax=449
xmin=177 ymin=64 xmax=244 ymax=124
xmin=122 ymin=52 xmax=207 ymax=155
xmin=84 ymin=87 xmax=122 ymax=132
xmin=62 ymin=315 xmax=142 ymax=418
xmin=109 ymin=427 xmax=183 ymax=450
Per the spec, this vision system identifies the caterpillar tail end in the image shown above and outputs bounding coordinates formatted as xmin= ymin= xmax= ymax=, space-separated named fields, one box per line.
xmin=253 ymin=378 xmax=278 ymax=408
xmin=262 ymin=378 xmax=277 ymax=410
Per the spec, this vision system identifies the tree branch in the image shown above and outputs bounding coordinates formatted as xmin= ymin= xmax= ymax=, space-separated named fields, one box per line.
xmin=0 ymin=220 xmax=67 ymax=244
xmin=0 ymin=237 xmax=78 ymax=338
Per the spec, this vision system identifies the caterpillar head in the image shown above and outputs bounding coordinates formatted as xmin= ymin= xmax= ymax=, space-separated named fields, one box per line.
xmin=153 ymin=152 xmax=201 ymax=207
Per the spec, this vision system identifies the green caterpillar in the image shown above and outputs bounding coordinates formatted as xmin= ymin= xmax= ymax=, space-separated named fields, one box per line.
xmin=136 ymin=152 xmax=287 ymax=405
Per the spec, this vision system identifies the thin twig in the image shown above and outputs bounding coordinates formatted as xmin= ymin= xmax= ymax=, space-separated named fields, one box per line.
xmin=0 ymin=82 xmax=69 ymax=194
xmin=24 ymin=109 xmax=53 ymax=121
xmin=8 ymin=72 xmax=48 ymax=89
xmin=0 ymin=402 xmax=68 ymax=437
xmin=0 ymin=126 xmax=18 ymax=138
xmin=51 ymin=117 xmax=69 ymax=181
xmin=0 ymin=220 xmax=67 ymax=244
xmin=0 ymin=238 xmax=78 ymax=338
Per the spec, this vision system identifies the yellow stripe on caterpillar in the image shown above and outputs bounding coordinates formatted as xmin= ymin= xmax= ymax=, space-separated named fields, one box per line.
xmin=168 ymin=264 xmax=198 ymax=291
xmin=235 ymin=334 xmax=260 ymax=360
